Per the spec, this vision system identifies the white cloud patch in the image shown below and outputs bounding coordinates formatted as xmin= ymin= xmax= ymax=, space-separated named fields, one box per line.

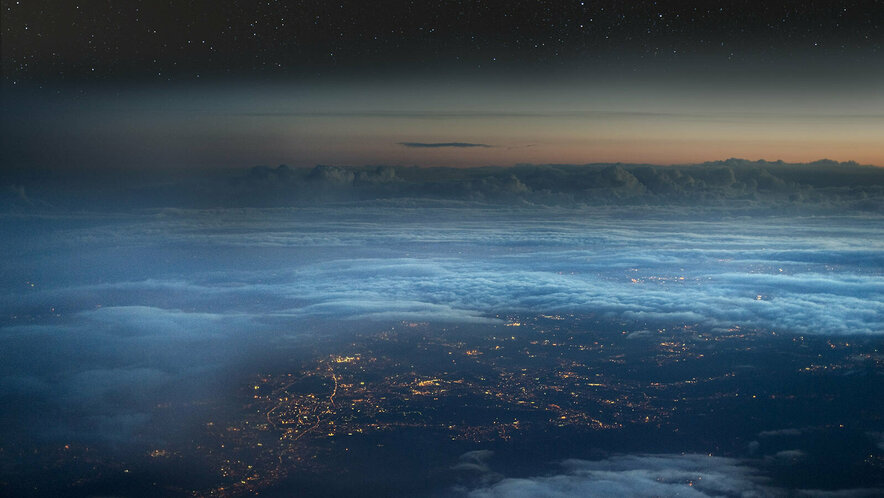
xmin=462 ymin=454 xmax=776 ymax=498
xmin=460 ymin=453 xmax=884 ymax=498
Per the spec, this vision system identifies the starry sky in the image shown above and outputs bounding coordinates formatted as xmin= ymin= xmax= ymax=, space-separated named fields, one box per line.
xmin=2 ymin=1 xmax=883 ymax=168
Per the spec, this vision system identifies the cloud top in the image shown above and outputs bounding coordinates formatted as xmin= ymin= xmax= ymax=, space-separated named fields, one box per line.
xmin=5 ymin=158 xmax=882 ymax=212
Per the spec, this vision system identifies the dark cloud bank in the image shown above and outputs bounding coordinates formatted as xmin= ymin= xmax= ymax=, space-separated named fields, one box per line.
xmin=2 ymin=159 xmax=882 ymax=211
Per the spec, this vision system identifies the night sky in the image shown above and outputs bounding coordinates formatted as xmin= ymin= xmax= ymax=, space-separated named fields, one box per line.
xmin=2 ymin=1 xmax=883 ymax=167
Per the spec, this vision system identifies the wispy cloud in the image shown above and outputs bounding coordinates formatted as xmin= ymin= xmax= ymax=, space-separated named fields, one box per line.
xmin=398 ymin=141 xmax=491 ymax=148
xmin=224 ymin=110 xmax=884 ymax=122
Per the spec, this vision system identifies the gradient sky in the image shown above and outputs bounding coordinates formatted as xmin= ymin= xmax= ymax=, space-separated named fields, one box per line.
xmin=2 ymin=5 xmax=884 ymax=495
xmin=2 ymin=1 xmax=882 ymax=168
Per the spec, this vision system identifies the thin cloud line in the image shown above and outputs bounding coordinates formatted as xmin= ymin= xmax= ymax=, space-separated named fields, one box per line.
xmin=398 ymin=142 xmax=492 ymax=148
xmin=225 ymin=110 xmax=884 ymax=121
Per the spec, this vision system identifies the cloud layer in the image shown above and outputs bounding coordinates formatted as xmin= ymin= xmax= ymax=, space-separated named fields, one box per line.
xmin=1 ymin=192 xmax=881 ymax=462
xmin=4 ymin=206 xmax=881 ymax=335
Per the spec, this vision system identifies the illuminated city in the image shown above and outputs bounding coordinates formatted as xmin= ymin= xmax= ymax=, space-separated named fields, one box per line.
xmin=4 ymin=312 xmax=881 ymax=496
